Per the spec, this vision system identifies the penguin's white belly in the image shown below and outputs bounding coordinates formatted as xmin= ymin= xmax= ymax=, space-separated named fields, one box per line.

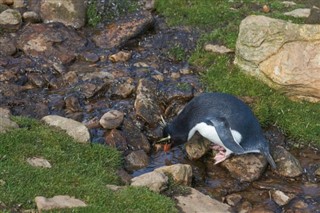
xmin=187 ymin=122 xmax=242 ymax=148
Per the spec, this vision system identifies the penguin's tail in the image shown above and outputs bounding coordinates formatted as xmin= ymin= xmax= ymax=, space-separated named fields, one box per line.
xmin=262 ymin=150 xmax=277 ymax=169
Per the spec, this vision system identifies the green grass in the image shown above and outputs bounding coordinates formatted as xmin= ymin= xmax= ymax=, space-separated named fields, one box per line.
xmin=0 ymin=117 xmax=178 ymax=212
xmin=155 ymin=0 xmax=320 ymax=145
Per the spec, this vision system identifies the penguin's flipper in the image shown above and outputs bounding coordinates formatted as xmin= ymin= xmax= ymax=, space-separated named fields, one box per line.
xmin=206 ymin=117 xmax=245 ymax=154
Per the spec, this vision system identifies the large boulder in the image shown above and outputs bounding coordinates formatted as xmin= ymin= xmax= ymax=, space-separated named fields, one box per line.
xmin=235 ymin=15 xmax=320 ymax=102
xmin=40 ymin=0 xmax=86 ymax=29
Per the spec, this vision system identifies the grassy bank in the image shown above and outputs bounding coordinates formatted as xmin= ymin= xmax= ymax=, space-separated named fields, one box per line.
xmin=0 ymin=117 xmax=177 ymax=212
xmin=155 ymin=0 xmax=320 ymax=145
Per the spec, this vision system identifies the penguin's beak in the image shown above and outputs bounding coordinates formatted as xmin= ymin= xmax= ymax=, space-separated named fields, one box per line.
xmin=155 ymin=135 xmax=172 ymax=152
xmin=163 ymin=143 xmax=171 ymax=152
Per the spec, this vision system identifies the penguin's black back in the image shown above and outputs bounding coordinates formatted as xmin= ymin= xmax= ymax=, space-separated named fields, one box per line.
xmin=169 ymin=93 xmax=264 ymax=149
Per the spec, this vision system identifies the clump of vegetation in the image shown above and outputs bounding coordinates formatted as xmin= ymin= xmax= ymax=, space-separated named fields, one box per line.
xmin=168 ymin=44 xmax=187 ymax=61
xmin=155 ymin=0 xmax=320 ymax=145
xmin=0 ymin=117 xmax=177 ymax=212
xmin=86 ymin=1 xmax=102 ymax=27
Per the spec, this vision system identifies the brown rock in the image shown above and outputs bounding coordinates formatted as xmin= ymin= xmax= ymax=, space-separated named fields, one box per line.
xmin=92 ymin=11 xmax=154 ymax=49
xmin=125 ymin=150 xmax=149 ymax=172
xmin=109 ymin=51 xmax=132 ymax=63
xmin=225 ymin=193 xmax=242 ymax=206
xmin=221 ymin=153 xmax=267 ymax=182
xmin=0 ymin=36 xmax=16 ymax=56
xmin=110 ymin=79 xmax=135 ymax=99
xmin=99 ymin=110 xmax=124 ymax=129
xmin=105 ymin=129 xmax=128 ymax=151
xmin=17 ymin=23 xmax=86 ymax=64
xmin=65 ymin=95 xmax=82 ymax=113
xmin=271 ymin=190 xmax=295 ymax=206
xmin=22 ymin=11 xmax=41 ymax=23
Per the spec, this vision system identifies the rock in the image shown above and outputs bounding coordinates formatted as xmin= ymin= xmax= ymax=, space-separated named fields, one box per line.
xmin=92 ymin=11 xmax=154 ymax=49
xmin=35 ymin=195 xmax=87 ymax=212
xmin=272 ymin=146 xmax=303 ymax=177
xmin=221 ymin=154 xmax=268 ymax=182
xmin=105 ymin=129 xmax=128 ymax=151
xmin=65 ymin=95 xmax=82 ymax=113
xmin=0 ymin=107 xmax=19 ymax=133
xmin=204 ymin=44 xmax=233 ymax=54
xmin=271 ymin=190 xmax=295 ymax=206
xmin=131 ymin=171 xmax=168 ymax=193
xmin=79 ymin=80 xmax=111 ymax=99
xmin=175 ymin=187 xmax=232 ymax=213
xmin=281 ymin=1 xmax=296 ymax=7
xmin=155 ymin=164 xmax=192 ymax=186
xmin=106 ymin=184 xmax=125 ymax=191
xmin=252 ymin=180 xmax=301 ymax=194
xmin=0 ymin=9 xmax=22 ymax=30
xmin=17 ymin=23 xmax=86 ymax=64
xmin=99 ymin=110 xmax=124 ymax=129
xmin=235 ymin=15 xmax=320 ymax=102
xmin=306 ymin=7 xmax=320 ymax=24
xmin=315 ymin=167 xmax=320 ymax=176
xmin=12 ymin=0 xmax=24 ymax=8
xmin=27 ymin=73 xmax=46 ymax=88
xmin=41 ymin=115 xmax=90 ymax=143
xmin=79 ymin=52 xmax=99 ymax=63
xmin=284 ymin=8 xmax=311 ymax=18
xmin=160 ymin=80 xmax=194 ymax=104
xmin=117 ymin=169 xmax=132 ymax=185
xmin=185 ymin=132 xmax=211 ymax=160
xmin=122 ymin=119 xmax=151 ymax=153
xmin=27 ymin=157 xmax=52 ymax=168
xmin=40 ymin=0 xmax=86 ymax=29
xmin=125 ymin=150 xmax=149 ymax=172
xmin=238 ymin=201 xmax=252 ymax=213
xmin=134 ymin=78 xmax=162 ymax=127
xmin=109 ymin=51 xmax=132 ymax=63
xmin=0 ymin=36 xmax=16 ymax=56
xmin=110 ymin=79 xmax=135 ymax=99
xmin=225 ymin=193 xmax=242 ymax=206
xmin=22 ymin=11 xmax=41 ymax=23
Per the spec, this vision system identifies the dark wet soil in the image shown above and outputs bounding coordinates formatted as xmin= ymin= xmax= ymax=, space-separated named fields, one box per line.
xmin=1 ymin=7 xmax=319 ymax=213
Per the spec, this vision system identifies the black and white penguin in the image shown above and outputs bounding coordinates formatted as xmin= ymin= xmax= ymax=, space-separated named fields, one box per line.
xmin=160 ymin=92 xmax=277 ymax=169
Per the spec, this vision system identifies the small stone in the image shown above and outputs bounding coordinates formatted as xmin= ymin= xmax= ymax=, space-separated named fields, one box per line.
xmin=175 ymin=187 xmax=232 ymax=213
xmin=35 ymin=195 xmax=87 ymax=212
xmin=315 ymin=167 xmax=320 ymax=176
xmin=0 ymin=109 xmax=19 ymax=133
xmin=65 ymin=95 xmax=82 ymax=113
xmin=0 ymin=36 xmax=16 ymax=56
xmin=42 ymin=115 xmax=90 ymax=143
xmin=281 ymin=1 xmax=296 ymax=7
xmin=131 ymin=171 xmax=168 ymax=193
xmin=99 ymin=110 xmax=124 ymax=129
xmin=105 ymin=129 xmax=128 ymax=151
xmin=155 ymin=164 xmax=192 ymax=186
xmin=53 ymin=63 xmax=67 ymax=74
xmin=271 ymin=190 xmax=295 ymax=206
xmin=110 ymin=80 xmax=135 ymax=99
xmin=80 ymin=52 xmax=99 ymax=63
xmin=238 ymin=201 xmax=252 ymax=213
xmin=170 ymin=72 xmax=180 ymax=79
xmin=117 ymin=169 xmax=132 ymax=185
xmin=22 ymin=11 xmax=41 ymax=23
xmin=125 ymin=150 xmax=149 ymax=172
xmin=292 ymin=199 xmax=308 ymax=209
xmin=0 ymin=9 xmax=22 ymax=30
xmin=106 ymin=184 xmax=125 ymax=191
xmin=225 ymin=193 xmax=242 ymax=206
xmin=204 ymin=44 xmax=233 ymax=54
xmin=284 ymin=8 xmax=311 ymax=18
xmin=27 ymin=157 xmax=52 ymax=168
xmin=109 ymin=51 xmax=132 ymax=63
xmin=272 ymin=146 xmax=303 ymax=178
xmin=185 ymin=132 xmax=211 ymax=160
xmin=262 ymin=5 xmax=270 ymax=13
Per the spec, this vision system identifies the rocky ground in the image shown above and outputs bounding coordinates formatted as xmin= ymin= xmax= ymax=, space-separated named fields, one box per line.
xmin=1 ymin=1 xmax=320 ymax=212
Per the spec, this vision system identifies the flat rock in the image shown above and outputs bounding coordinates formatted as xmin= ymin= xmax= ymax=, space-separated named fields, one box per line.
xmin=27 ymin=157 xmax=52 ymax=168
xmin=221 ymin=153 xmax=268 ymax=182
xmin=134 ymin=78 xmax=162 ymax=127
xmin=131 ymin=171 xmax=168 ymax=193
xmin=272 ymin=146 xmax=303 ymax=177
xmin=99 ymin=110 xmax=124 ymax=129
xmin=235 ymin=15 xmax=320 ymax=102
xmin=0 ymin=9 xmax=21 ymax=30
xmin=41 ymin=115 xmax=90 ymax=143
xmin=17 ymin=23 xmax=86 ymax=64
xmin=92 ymin=11 xmax=154 ymax=49
xmin=35 ymin=195 xmax=87 ymax=212
xmin=155 ymin=164 xmax=192 ymax=186
xmin=40 ymin=0 xmax=86 ymax=29
xmin=284 ymin=8 xmax=311 ymax=18
xmin=175 ymin=187 xmax=232 ymax=213
xmin=185 ymin=131 xmax=211 ymax=160
xmin=271 ymin=190 xmax=295 ymax=206
xmin=125 ymin=150 xmax=149 ymax=172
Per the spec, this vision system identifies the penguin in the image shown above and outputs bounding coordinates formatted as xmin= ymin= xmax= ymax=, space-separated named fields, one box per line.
xmin=159 ymin=92 xmax=277 ymax=169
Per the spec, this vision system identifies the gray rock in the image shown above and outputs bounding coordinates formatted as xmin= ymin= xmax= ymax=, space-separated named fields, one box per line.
xmin=41 ymin=115 xmax=90 ymax=143
xmin=27 ymin=157 xmax=52 ymax=168
xmin=0 ymin=9 xmax=22 ymax=30
xmin=99 ymin=110 xmax=124 ymax=129
xmin=204 ymin=44 xmax=233 ymax=54
xmin=185 ymin=132 xmax=211 ymax=160
xmin=35 ymin=195 xmax=87 ymax=212
xmin=306 ymin=7 xmax=320 ymax=24
xmin=271 ymin=190 xmax=295 ymax=206
xmin=175 ymin=187 xmax=232 ymax=213
xmin=125 ymin=150 xmax=149 ymax=172
xmin=106 ymin=184 xmax=125 ymax=191
xmin=134 ymin=78 xmax=162 ymax=127
xmin=131 ymin=171 xmax=168 ymax=193
xmin=79 ymin=80 xmax=112 ymax=99
xmin=0 ymin=108 xmax=19 ymax=133
xmin=272 ymin=146 xmax=303 ymax=177
xmin=284 ymin=8 xmax=311 ymax=18
xmin=0 ymin=36 xmax=16 ymax=56
xmin=40 ymin=0 xmax=86 ymax=29
xmin=155 ymin=164 xmax=192 ymax=186
xmin=235 ymin=15 xmax=320 ymax=102
xmin=92 ymin=11 xmax=154 ymax=49
xmin=221 ymin=153 xmax=268 ymax=182
xmin=110 ymin=79 xmax=135 ymax=99
xmin=22 ymin=11 xmax=41 ymax=23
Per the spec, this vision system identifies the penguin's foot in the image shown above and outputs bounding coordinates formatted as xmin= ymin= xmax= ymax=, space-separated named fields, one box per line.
xmin=214 ymin=151 xmax=229 ymax=164
xmin=211 ymin=144 xmax=225 ymax=151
